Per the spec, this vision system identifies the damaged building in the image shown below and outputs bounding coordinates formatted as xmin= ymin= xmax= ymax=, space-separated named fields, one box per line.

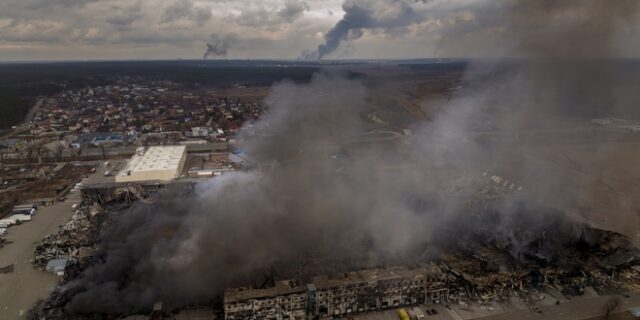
xmin=224 ymin=264 xmax=449 ymax=320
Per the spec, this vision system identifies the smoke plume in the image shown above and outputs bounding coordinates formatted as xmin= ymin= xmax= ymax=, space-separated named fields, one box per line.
xmin=303 ymin=0 xmax=427 ymax=59
xmin=64 ymin=72 xmax=464 ymax=314
xmin=62 ymin=0 xmax=640 ymax=316
xmin=430 ymin=0 xmax=640 ymax=228
xmin=203 ymin=35 xmax=233 ymax=59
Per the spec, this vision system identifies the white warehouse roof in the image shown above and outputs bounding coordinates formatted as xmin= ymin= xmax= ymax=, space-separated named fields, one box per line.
xmin=116 ymin=145 xmax=187 ymax=182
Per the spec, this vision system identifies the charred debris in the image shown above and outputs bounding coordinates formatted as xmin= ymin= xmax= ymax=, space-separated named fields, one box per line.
xmin=27 ymin=180 xmax=640 ymax=319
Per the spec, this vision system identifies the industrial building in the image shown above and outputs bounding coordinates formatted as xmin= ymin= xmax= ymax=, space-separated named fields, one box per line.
xmin=224 ymin=264 xmax=449 ymax=320
xmin=116 ymin=146 xmax=187 ymax=183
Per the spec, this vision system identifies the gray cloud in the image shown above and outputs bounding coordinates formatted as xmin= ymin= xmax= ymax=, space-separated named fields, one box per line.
xmin=1 ymin=1 xmax=639 ymax=63
xmin=160 ymin=0 xmax=212 ymax=26
xmin=106 ymin=13 xmax=142 ymax=27
xmin=237 ymin=0 xmax=310 ymax=29
xmin=278 ymin=0 xmax=310 ymax=21
xmin=432 ymin=0 xmax=640 ymax=59
xmin=20 ymin=0 xmax=100 ymax=10
xmin=0 ymin=0 xmax=350 ymax=59
xmin=105 ymin=2 xmax=143 ymax=27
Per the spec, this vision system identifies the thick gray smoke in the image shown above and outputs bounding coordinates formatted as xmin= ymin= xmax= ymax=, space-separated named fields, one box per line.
xmin=430 ymin=0 xmax=640 ymax=231
xmin=302 ymin=0 xmax=427 ymax=59
xmin=203 ymin=35 xmax=233 ymax=59
xmin=64 ymin=72 xmax=463 ymax=314
xmin=63 ymin=0 xmax=640 ymax=316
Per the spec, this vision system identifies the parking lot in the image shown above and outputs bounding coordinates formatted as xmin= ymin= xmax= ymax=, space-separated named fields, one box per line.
xmin=340 ymin=292 xmax=640 ymax=320
xmin=0 ymin=164 xmax=107 ymax=320
xmin=83 ymin=160 xmax=123 ymax=186
xmin=0 ymin=192 xmax=81 ymax=319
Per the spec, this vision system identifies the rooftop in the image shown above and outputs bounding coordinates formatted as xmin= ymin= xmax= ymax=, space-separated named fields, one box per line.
xmin=225 ymin=280 xmax=307 ymax=303
xmin=119 ymin=145 xmax=186 ymax=174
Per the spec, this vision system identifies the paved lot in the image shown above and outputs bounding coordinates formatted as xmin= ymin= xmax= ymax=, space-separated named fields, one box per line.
xmin=352 ymin=305 xmax=455 ymax=320
xmin=84 ymin=160 xmax=120 ymax=185
xmin=344 ymin=292 xmax=640 ymax=320
xmin=472 ymin=293 xmax=640 ymax=320
xmin=0 ymin=189 xmax=81 ymax=319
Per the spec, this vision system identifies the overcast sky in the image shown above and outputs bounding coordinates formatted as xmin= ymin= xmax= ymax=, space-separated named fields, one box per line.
xmin=0 ymin=0 xmax=638 ymax=61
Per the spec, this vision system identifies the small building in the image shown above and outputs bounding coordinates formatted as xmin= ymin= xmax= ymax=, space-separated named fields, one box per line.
xmin=190 ymin=127 xmax=209 ymax=137
xmin=187 ymin=167 xmax=232 ymax=178
xmin=116 ymin=145 xmax=187 ymax=183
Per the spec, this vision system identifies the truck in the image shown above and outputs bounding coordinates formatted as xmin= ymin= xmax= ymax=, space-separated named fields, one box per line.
xmin=0 ymin=218 xmax=17 ymax=227
xmin=10 ymin=214 xmax=32 ymax=222
xmin=13 ymin=203 xmax=37 ymax=211
xmin=397 ymin=308 xmax=410 ymax=320
xmin=12 ymin=207 xmax=36 ymax=215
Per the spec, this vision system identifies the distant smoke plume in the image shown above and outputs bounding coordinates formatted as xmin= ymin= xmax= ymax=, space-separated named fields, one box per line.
xmin=303 ymin=0 xmax=427 ymax=59
xmin=203 ymin=35 xmax=233 ymax=59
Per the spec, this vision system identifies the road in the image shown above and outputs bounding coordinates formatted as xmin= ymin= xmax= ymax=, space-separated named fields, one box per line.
xmin=0 ymin=189 xmax=81 ymax=319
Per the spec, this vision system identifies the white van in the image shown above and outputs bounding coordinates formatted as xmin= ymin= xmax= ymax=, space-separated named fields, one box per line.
xmin=413 ymin=307 xmax=426 ymax=319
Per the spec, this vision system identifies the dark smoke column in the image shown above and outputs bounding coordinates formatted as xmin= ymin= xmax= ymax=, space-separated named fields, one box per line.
xmin=203 ymin=35 xmax=233 ymax=59
xmin=304 ymin=0 xmax=422 ymax=59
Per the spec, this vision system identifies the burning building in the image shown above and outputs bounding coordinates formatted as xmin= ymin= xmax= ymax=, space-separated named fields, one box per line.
xmin=224 ymin=264 xmax=449 ymax=320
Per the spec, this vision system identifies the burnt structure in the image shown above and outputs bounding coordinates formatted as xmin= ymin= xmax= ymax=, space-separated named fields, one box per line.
xmin=224 ymin=264 xmax=449 ymax=320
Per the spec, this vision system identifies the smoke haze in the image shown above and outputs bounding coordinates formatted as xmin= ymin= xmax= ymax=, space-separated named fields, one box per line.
xmin=64 ymin=0 xmax=640 ymax=316
xmin=65 ymin=72 xmax=465 ymax=314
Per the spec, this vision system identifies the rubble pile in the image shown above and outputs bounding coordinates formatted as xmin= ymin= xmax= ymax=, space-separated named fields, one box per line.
xmin=28 ymin=180 xmax=640 ymax=319
xmin=32 ymin=204 xmax=104 ymax=268
xmin=438 ymin=207 xmax=640 ymax=304
xmin=81 ymin=185 xmax=148 ymax=206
